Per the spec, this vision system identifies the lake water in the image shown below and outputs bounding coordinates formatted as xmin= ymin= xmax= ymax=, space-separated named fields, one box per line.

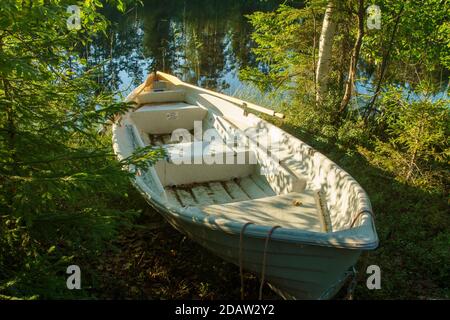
xmin=96 ymin=0 xmax=448 ymax=104
xmin=97 ymin=0 xmax=288 ymax=97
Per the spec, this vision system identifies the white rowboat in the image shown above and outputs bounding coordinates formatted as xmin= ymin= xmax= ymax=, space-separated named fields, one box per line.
xmin=112 ymin=72 xmax=379 ymax=299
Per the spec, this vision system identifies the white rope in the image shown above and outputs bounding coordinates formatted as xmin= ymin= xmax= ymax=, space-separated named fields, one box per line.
xmin=346 ymin=266 xmax=358 ymax=300
xmin=350 ymin=209 xmax=374 ymax=228
xmin=239 ymin=222 xmax=253 ymax=300
xmin=259 ymin=225 xmax=280 ymax=300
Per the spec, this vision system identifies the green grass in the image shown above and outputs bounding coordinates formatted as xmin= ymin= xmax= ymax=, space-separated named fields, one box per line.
xmin=267 ymin=114 xmax=449 ymax=299
xmin=2 ymin=95 xmax=447 ymax=301
xmin=83 ymin=105 xmax=448 ymax=300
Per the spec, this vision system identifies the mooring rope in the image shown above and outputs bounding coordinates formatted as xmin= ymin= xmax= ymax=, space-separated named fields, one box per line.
xmin=239 ymin=222 xmax=253 ymax=300
xmin=346 ymin=266 xmax=358 ymax=300
xmin=350 ymin=209 xmax=374 ymax=228
xmin=259 ymin=225 xmax=281 ymax=300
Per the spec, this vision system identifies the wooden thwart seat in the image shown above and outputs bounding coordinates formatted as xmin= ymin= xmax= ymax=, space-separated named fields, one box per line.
xmin=131 ymin=102 xmax=207 ymax=135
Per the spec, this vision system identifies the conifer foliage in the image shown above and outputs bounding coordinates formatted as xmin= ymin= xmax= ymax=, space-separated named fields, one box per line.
xmin=0 ymin=0 xmax=148 ymax=298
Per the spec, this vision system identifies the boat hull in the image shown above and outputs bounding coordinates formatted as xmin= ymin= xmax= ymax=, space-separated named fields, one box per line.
xmin=113 ymin=71 xmax=378 ymax=300
xmin=145 ymin=195 xmax=361 ymax=300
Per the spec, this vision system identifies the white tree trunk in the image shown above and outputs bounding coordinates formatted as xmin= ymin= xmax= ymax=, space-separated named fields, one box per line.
xmin=316 ymin=1 xmax=337 ymax=102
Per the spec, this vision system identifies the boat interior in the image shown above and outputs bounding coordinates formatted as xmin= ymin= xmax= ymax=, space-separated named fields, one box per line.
xmin=123 ymin=76 xmax=370 ymax=234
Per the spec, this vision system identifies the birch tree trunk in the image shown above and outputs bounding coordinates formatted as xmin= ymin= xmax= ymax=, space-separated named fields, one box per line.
xmin=316 ymin=1 xmax=337 ymax=102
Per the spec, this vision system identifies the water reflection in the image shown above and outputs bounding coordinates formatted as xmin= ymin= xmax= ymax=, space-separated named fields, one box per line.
xmin=89 ymin=0 xmax=290 ymax=95
xmin=88 ymin=0 xmax=447 ymax=102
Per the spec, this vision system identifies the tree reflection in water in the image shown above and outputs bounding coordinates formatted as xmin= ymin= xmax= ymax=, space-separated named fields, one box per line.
xmin=85 ymin=0 xmax=292 ymax=94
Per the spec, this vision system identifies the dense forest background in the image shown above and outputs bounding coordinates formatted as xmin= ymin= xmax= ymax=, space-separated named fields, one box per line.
xmin=0 ymin=0 xmax=448 ymax=299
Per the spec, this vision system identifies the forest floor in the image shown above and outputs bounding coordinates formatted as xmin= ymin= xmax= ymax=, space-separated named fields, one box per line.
xmin=92 ymin=209 xmax=279 ymax=300
xmin=87 ymin=117 xmax=448 ymax=300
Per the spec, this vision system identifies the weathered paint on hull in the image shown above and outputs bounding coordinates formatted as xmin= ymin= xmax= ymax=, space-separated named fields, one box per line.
xmin=146 ymin=196 xmax=361 ymax=300
xmin=114 ymin=72 xmax=379 ymax=300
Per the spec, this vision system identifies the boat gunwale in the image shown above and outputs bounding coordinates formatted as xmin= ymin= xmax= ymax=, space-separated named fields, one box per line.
xmin=129 ymin=175 xmax=379 ymax=251
xmin=114 ymin=73 xmax=379 ymax=251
